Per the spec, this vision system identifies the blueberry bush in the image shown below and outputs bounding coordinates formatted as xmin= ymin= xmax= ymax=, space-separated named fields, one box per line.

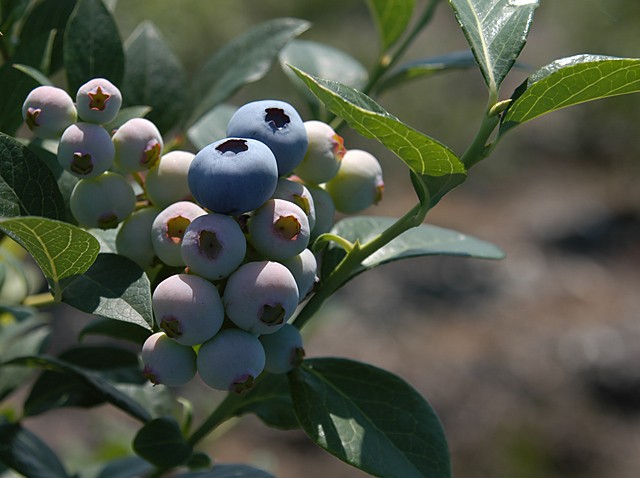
xmin=1 ymin=1 xmax=639 ymax=477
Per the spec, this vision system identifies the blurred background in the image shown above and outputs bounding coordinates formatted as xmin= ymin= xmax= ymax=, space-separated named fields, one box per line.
xmin=18 ymin=1 xmax=640 ymax=477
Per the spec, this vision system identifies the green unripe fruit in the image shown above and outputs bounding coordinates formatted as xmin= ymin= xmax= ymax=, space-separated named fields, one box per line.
xmin=259 ymin=324 xmax=305 ymax=374
xmin=112 ymin=118 xmax=164 ymax=172
xmin=271 ymin=178 xmax=316 ymax=231
xmin=197 ymin=328 xmax=266 ymax=392
xmin=145 ymin=150 xmax=195 ymax=208
xmin=150 ymin=201 xmax=207 ymax=267
xmin=294 ymin=120 xmax=346 ymax=184
xmin=116 ymin=207 xmax=161 ymax=268
xmin=152 ymin=274 xmax=224 ymax=346
xmin=57 ymin=122 xmax=115 ymax=178
xmin=70 ymin=172 xmax=136 ymax=229
xmin=296 ymin=181 xmax=335 ymax=241
xmin=281 ymin=248 xmax=318 ymax=300
xmin=325 ymin=149 xmax=384 ymax=214
xmin=22 ymin=85 xmax=77 ymax=139
xmin=141 ymin=332 xmax=197 ymax=387
xmin=76 ymin=77 xmax=122 ymax=124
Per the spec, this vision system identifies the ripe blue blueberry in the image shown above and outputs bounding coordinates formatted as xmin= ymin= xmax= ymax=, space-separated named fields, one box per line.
xmin=188 ymin=137 xmax=278 ymax=215
xmin=248 ymin=198 xmax=310 ymax=261
xmin=152 ymin=274 xmax=224 ymax=346
xmin=226 ymin=100 xmax=308 ymax=176
xmin=141 ymin=332 xmax=197 ymax=387
xmin=57 ymin=122 xmax=115 ymax=178
xmin=259 ymin=324 xmax=305 ymax=374
xmin=145 ymin=150 xmax=195 ymax=208
xmin=22 ymin=85 xmax=77 ymax=139
xmin=76 ymin=77 xmax=122 ymax=125
xmin=197 ymin=328 xmax=266 ymax=392
xmin=116 ymin=206 xmax=161 ymax=268
xmin=151 ymin=201 xmax=207 ymax=267
xmin=294 ymin=120 xmax=346 ymax=184
xmin=112 ymin=117 xmax=164 ymax=172
xmin=70 ymin=172 xmax=136 ymax=229
xmin=271 ymin=178 xmax=316 ymax=231
xmin=180 ymin=213 xmax=246 ymax=280
xmin=281 ymin=248 xmax=318 ymax=300
xmin=223 ymin=261 xmax=299 ymax=335
xmin=325 ymin=149 xmax=384 ymax=214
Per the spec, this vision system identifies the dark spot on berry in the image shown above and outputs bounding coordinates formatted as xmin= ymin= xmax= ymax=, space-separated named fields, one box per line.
xmin=260 ymin=303 xmax=285 ymax=325
xmin=290 ymin=346 xmax=306 ymax=367
xmin=231 ymin=374 xmax=255 ymax=393
xmin=216 ymin=139 xmax=248 ymax=154
xmin=265 ymin=108 xmax=290 ymax=132
xmin=97 ymin=212 xmax=119 ymax=229
xmin=70 ymin=152 xmax=94 ymax=175
xmin=199 ymin=230 xmax=222 ymax=259
xmin=160 ymin=316 xmax=183 ymax=338
xmin=274 ymin=215 xmax=301 ymax=240
xmin=167 ymin=216 xmax=191 ymax=244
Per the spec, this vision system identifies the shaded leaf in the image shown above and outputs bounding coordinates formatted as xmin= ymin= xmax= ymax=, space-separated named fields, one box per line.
xmin=176 ymin=464 xmax=276 ymax=478
xmin=448 ymin=0 xmax=538 ymax=91
xmin=96 ymin=456 xmax=153 ymax=478
xmin=321 ymin=216 xmax=505 ymax=286
xmin=290 ymin=358 xmax=451 ymax=478
xmin=500 ymin=55 xmax=640 ymax=134
xmin=103 ymin=105 xmax=152 ymax=132
xmin=79 ymin=317 xmax=151 ymax=345
xmin=63 ymin=0 xmax=124 ymax=93
xmin=0 ymin=421 xmax=70 ymax=478
xmin=291 ymin=67 xmax=466 ymax=202
xmin=367 ymin=0 xmax=416 ymax=51
xmin=3 ymin=354 xmax=152 ymax=423
xmin=60 ymin=253 xmax=153 ymax=330
xmin=12 ymin=64 xmax=53 ymax=86
xmin=186 ymin=104 xmax=236 ymax=151
xmin=133 ymin=418 xmax=192 ymax=469
xmin=0 ymin=216 xmax=100 ymax=301
xmin=188 ymin=18 xmax=310 ymax=125
xmin=115 ymin=382 xmax=175 ymax=420
xmin=122 ymin=21 xmax=188 ymax=134
xmin=0 ymin=133 xmax=66 ymax=220
xmin=377 ymin=50 xmax=478 ymax=93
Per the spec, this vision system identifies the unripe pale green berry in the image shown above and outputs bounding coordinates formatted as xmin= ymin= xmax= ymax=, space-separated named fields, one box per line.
xmin=152 ymin=274 xmax=224 ymax=346
xmin=76 ymin=77 xmax=122 ymax=124
xmin=294 ymin=120 xmax=346 ymax=184
xmin=271 ymin=178 xmax=316 ymax=231
xmin=259 ymin=324 xmax=305 ymax=374
xmin=150 ymin=201 xmax=207 ymax=267
xmin=248 ymin=198 xmax=310 ymax=261
xmin=197 ymin=328 xmax=266 ymax=392
xmin=116 ymin=207 xmax=161 ymax=268
xmin=22 ymin=85 xmax=77 ymax=139
xmin=223 ymin=261 xmax=299 ymax=335
xmin=112 ymin=117 xmax=164 ymax=172
xmin=70 ymin=172 xmax=136 ymax=229
xmin=180 ymin=213 xmax=246 ymax=280
xmin=298 ymin=182 xmax=336 ymax=240
xmin=141 ymin=332 xmax=197 ymax=387
xmin=325 ymin=149 xmax=384 ymax=214
xmin=145 ymin=150 xmax=195 ymax=208
xmin=57 ymin=122 xmax=115 ymax=178
xmin=281 ymin=248 xmax=318 ymax=300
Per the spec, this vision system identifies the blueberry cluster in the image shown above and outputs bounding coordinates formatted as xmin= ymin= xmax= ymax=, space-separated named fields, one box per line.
xmin=22 ymin=86 xmax=384 ymax=393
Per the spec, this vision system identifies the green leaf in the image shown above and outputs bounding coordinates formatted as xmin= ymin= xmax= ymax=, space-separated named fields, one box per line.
xmin=0 ymin=133 xmax=66 ymax=220
xmin=95 ymin=456 xmax=153 ymax=478
xmin=60 ymin=253 xmax=153 ymax=330
xmin=0 ymin=63 xmax=38 ymax=136
xmin=0 ymin=216 xmax=100 ymax=301
xmin=12 ymin=64 xmax=53 ymax=86
xmin=376 ymin=50 xmax=478 ymax=93
xmin=115 ymin=382 xmax=175 ymax=420
xmin=175 ymin=464 xmax=276 ymax=478
xmin=448 ymin=0 xmax=538 ymax=91
xmin=122 ymin=21 xmax=188 ymax=134
xmin=290 ymin=67 xmax=466 ymax=202
xmin=0 ymin=421 xmax=70 ymax=478
xmin=500 ymin=55 xmax=640 ymax=135
xmin=63 ymin=0 xmax=124 ymax=93
xmin=188 ymin=17 xmax=310 ymax=125
xmin=79 ymin=317 xmax=151 ymax=345
xmin=321 ymin=216 xmax=505 ymax=286
xmin=366 ymin=0 xmax=416 ymax=51
xmin=279 ymin=40 xmax=368 ymax=108
xmin=3 ymin=354 xmax=152 ymax=423
xmin=289 ymin=358 xmax=451 ymax=478
xmin=133 ymin=418 xmax=193 ymax=469
xmin=186 ymin=104 xmax=236 ymax=151
xmin=18 ymin=0 xmax=76 ymax=74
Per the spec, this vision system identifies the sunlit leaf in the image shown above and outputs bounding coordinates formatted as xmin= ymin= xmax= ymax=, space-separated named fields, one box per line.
xmin=366 ymin=0 xmax=416 ymax=51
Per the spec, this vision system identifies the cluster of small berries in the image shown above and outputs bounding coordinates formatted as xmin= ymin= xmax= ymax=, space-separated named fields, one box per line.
xmin=22 ymin=82 xmax=384 ymax=393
